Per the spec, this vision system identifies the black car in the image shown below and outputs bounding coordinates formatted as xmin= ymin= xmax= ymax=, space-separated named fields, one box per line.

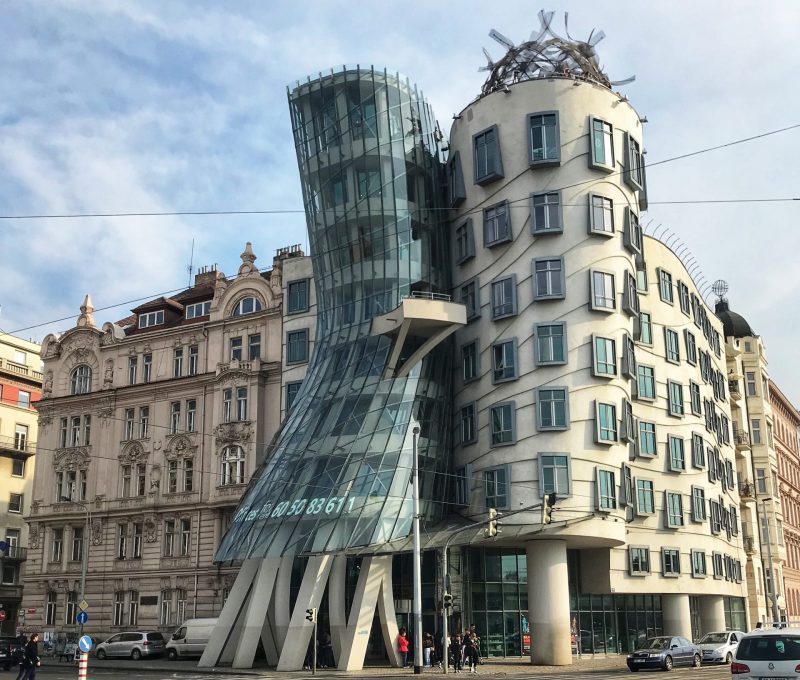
xmin=0 ymin=636 xmax=24 ymax=671
xmin=626 ymin=636 xmax=702 ymax=672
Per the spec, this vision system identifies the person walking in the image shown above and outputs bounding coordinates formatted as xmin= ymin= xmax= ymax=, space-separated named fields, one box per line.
xmin=422 ymin=632 xmax=433 ymax=667
xmin=449 ymin=634 xmax=463 ymax=673
xmin=18 ymin=634 xmax=40 ymax=680
xmin=397 ymin=628 xmax=409 ymax=668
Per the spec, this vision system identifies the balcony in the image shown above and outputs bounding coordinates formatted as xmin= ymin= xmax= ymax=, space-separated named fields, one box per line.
xmin=734 ymin=432 xmax=750 ymax=450
xmin=0 ymin=357 xmax=43 ymax=382
xmin=744 ymin=536 xmax=756 ymax=556
xmin=1 ymin=546 xmax=27 ymax=562
xmin=739 ymin=482 xmax=756 ymax=503
xmin=0 ymin=435 xmax=36 ymax=459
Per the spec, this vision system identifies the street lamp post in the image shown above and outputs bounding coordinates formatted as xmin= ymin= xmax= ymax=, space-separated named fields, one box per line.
xmin=62 ymin=498 xmax=90 ymax=635
xmin=411 ymin=427 xmax=423 ymax=674
xmin=762 ymin=498 xmax=780 ymax=624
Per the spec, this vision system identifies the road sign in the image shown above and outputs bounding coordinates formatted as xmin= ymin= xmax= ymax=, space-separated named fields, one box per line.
xmin=0 ymin=611 xmax=6 ymax=622
xmin=78 ymin=600 xmax=89 ymax=612
xmin=78 ymin=635 xmax=93 ymax=653
xmin=76 ymin=611 xmax=88 ymax=625
xmin=26 ymin=608 xmax=35 ymax=615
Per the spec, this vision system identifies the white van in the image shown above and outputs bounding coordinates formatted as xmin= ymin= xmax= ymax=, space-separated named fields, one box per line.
xmin=165 ymin=618 xmax=217 ymax=660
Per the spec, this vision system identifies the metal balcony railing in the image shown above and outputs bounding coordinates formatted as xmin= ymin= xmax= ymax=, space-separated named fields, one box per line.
xmin=739 ymin=482 xmax=755 ymax=499
xmin=734 ymin=432 xmax=750 ymax=447
xmin=0 ymin=435 xmax=36 ymax=455
xmin=408 ymin=291 xmax=453 ymax=302
xmin=743 ymin=537 xmax=755 ymax=555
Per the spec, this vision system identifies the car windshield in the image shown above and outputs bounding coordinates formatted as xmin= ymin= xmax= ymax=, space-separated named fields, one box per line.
xmin=699 ymin=633 xmax=729 ymax=644
xmin=645 ymin=638 xmax=670 ymax=650
xmin=147 ymin=633 xmax=164 ymax=642
xmin=737 ymin=636 xmax=800 ymax=661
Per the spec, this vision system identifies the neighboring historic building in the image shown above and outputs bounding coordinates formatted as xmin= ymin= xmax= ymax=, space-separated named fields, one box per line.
xmin=770 ymin=382 xmax=800 ymax=619
xmin=24 ymin=243 xmax=312 ymax=637
xmin=716 ymin=298 xmax=786 ymax=625
xmin=0 ymin=334 xmax=41 ymax=634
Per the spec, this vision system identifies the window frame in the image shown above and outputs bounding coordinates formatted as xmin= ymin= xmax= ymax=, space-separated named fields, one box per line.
xmin=589 ymin=116 xmax=615 ymax=171
xmin=287 ymin=279 xmax=310 ymax=315
xmin=539 ymin=453 xmax=572 ymax=498
xmin=460 ymin=402 xmax=477 ymax=446
xmin=589 ymin=269 xmax=616 ymax=312
xmin=461 ymin=339 xmax=480 ymax=383
xmin=460 ymin=277 xmax=481 ymax=321
xmin=534 ymin=322 xmax=567 ymax=366
xmin=484 ymin=466 xmax=510 ymax=510
xmin=591 ymin=335 xmax=617 ymax=378
xmin=623 ymin=132 xmax=644 ymax=191
xmin=636 ymin=364 xmax=656 ymax=402
xmin=596 ymin=467 xmax=617 ymax=512
xmin=661 ymin=548 xmax=681 ymax=578
xmin=489 ymin=401 xmax=516 ymax=447
xmin=588 ymin=193 xmax=615 ymax=236
xmin=530 ymin=191 xmax=563 ymax=235
xmin=629 ymin=545 xmax=651 ymax=576
xmin=286 ymin=328 xmax=310 ymax=365
xmin=691 ymin=549 xmax=707 ymax=578
xmin=447 ymin=151 xmax=466 ymax=207
xmin=665 ymin=491 xmax=685 ymax=529
xmin=594 ymin=401 xmax=618 ymax=444
xmin=138 ymin=310 xmax=164 ymax=329
xmin=490 ymin=275 xmax=518 ymax=320
xmin=667 ymin=435 xmax=685 ymax=472
xmin=657 ymin=268 xmax=674 ymax=304
xmin=691 ymin=486 xmax=707 ymax=522
xmin=635 ymin=478 xmax=655 ymax=516
xmin=491 ymin=338 xmax=518 ymax=384
xmin=636 ymin=311 xmax=653 ymax=345
xmin=637 ymin=421 xmax=657 ymax=458
xmin=473 ymin=124 xmax=504 ymax=185
xmin=528 ymin=111 xmax=560 ymax=167
xmin=536 ymin=387 xmax=570 ymax=431
xmin=623 ymin=207 xmax=643 ymax=255
xmin=483 ymin=201 xmax=512 ymax=247
xmin=667 ymin=380 xmax=685 ymax=418
xmin=533 ymin=257 xmax=565 ymax=300
xmin=454 ymin=218 xmax=475 ymax=265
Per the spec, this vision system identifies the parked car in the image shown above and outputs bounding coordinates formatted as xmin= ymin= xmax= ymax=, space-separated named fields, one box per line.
xmin=166 ymin=618 xmax=217 ymax=660
xmin=696 ymin=629 xmax=745 ymax=664
xmin=731 ymin=627 xmax=800 ymax=678
xmin=626 ymin=635 xmax=701 ymax=672
xmin=95 ymin=632 xmax=165 ymax=660
xmin=0 ymin=636 xmax=23 ymax=671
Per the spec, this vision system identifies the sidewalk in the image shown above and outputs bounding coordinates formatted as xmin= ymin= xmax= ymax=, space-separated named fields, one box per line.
xmin=39 ymin=655 xmax=628 ymax=676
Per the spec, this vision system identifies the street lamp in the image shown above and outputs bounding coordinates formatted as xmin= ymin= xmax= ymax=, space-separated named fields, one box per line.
xmin=760 ymin=497 xmax=780 ymax=624
xmin=61 ymin=497 xmax=90 ymax=634
xmin=411 ymin=426 xmax=423 ymax=674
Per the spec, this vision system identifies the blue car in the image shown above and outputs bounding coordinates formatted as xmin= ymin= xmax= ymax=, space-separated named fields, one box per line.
xmin=626 ymin=636 xmax=702 ymax=672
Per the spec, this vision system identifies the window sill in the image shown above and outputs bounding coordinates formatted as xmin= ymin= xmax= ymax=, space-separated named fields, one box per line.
xmin=484 ymin=237 xmax=512 ymax=249
xmin=529 ymin=159 xmax=561 ymax=169
xmin=531 ymin=227 xmax=563 ymax=237
xmin=475 ymin=172 xmax=504 ymax=187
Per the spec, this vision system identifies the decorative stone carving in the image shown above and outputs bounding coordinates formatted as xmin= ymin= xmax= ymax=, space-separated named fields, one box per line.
xmin=216 ymin=365 xmax=252 ymax=384
xmin=144 ymin=516 xmax=158 ymax=543
xmin=214 ymin=421 xmax=253 ymax=445
xmin=95 ymin=396 xmax=115 ymax=424
xmin=29 ymin=523 xmax=40 ymax=549
xmin=31 ymin=500 xmax=40 ymax=515
xmin=43 ymin=371 xmax=54 ymax=398
xmin=120 ymin=440 xmax=148 ymax=464
xmin=238 ymin=242 xmax=258 ymax=277
xmin=160 ymin=576 xmax=172 ymax=590
xmin=164 ymin=434 xmax=197 ymax=459
xmin=103 ymin=359 xmax=114 ymax=388
xmin=76 ymin=294 xmax=96 ymax=328
xmin=36 ymin=405 xmax=54 ymax=428
xmin=53 ymin=447 xmax=90 ymax=472
xmin=91 ymin=520 xmax=103 ymax=546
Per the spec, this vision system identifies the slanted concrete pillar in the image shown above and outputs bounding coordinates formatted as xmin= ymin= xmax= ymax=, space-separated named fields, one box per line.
xmin=698 ymin=595 xmax=726 ymax=635
xmin=232 ymin=558 xmax=280 ymax=668
xmin=662 ymin=594 xmax=692 ymax=639
xmin=527 ymin=541 xmax=571 ymax=666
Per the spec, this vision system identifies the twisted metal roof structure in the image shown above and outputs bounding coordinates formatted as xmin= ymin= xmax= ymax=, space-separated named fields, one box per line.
xmin=479 ymin=9 xmax=635 ymax=97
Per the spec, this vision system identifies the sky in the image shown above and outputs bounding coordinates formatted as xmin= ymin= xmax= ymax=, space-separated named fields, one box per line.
xmin=1 ymin=0 xmax=799 ymax=400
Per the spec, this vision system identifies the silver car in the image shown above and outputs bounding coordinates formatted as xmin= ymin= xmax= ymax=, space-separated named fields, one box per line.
xmin=95 ymin=632 xmax=165 ymax=660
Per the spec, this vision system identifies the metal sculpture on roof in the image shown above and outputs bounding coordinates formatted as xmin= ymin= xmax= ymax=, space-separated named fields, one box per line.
xmin=479 ymin=9 xmax=635 ymax=96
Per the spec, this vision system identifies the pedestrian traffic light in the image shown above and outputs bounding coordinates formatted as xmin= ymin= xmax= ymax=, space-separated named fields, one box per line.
xmin=541 ymin=492 xmax=557 ymax=525
xmin=484 ymin=507 xmax=499 ymax=537
xmin=443 ymin=592 xmax=453 ymax=611
xmin=305 ymin=607 xmax=317 ymax=623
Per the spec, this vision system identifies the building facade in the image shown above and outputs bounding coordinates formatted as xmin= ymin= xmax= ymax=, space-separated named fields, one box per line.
xmin=716 ymin=300 xmax=786 ymax=626
xmin=24 ymin=244 xmax=312 ymax=638
xmin=770 ymin=382 xmax=800 ymax=619
xmin=0 ymin=334 xmax=41 ymax=634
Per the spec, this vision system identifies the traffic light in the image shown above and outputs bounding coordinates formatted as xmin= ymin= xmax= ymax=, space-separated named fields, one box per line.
xmin=305 ymin=607 xmax=317 ymax=623
xmin=484 ymin=508 xmax=499 ymax=538
xmin=541 ymin=492 xmax=557 ymax=525
xmin=443 ymin=593 xmax=453 ymax=611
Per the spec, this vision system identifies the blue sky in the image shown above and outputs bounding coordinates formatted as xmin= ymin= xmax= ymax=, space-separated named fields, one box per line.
xmin=2 ymin=0 xmax=799 ymax=400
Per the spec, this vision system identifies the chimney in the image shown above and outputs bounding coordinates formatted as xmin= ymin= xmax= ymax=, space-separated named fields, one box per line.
xmin=194 ymin=264 xmax=224 ymax=287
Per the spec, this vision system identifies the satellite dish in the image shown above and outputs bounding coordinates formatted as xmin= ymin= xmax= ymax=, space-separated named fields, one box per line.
xmin=711 ymin=279 xmax=729 ymax=299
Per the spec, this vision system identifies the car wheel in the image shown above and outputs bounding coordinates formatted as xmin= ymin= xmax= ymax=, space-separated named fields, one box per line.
xmin=167 ymin=649 xmax=178 ymax=661
xmin=96 ymin=649 xmax=107 ymax=660
xmin=663 ymin=654 xmax=673 ymax=671
xmin=692 ymin=653 xmax=701 ymax=668
xmin=131 ymin=649 xmax=142 ymax=661
xmin=725 ymin=652 xmax=732 ymax=664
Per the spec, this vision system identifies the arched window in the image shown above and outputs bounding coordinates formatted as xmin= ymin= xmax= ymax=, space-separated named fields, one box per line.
xmin=70 ymin=365 xmax=92 ymax=395
xmin=231 ymin=296 xmax=263 ymax=317
xmin=221 ymin=445 xmax=246 ymax=485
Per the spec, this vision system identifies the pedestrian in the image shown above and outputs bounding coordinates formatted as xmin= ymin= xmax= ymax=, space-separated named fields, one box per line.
xmin=318 ymin=630 xmax=334 ymax=668
xmin=18 ymin=634 xmax=40 ymax=680
xmin=449 ymin=634 xmax=463 ymax=673
xmin=397 ymin=628 xmax=409 ymax=668
xmin=434 ymin=632 xmax=443 ymax=669
xmin=303 ymin=637 xmax=314 ymax=671
xmin=423 ymin=632 xmax=433 ymax=667
xmin=463 ymin=632 xmax=479 ymax=673
xmin=469 ymin=626 xmax=482 ymax=665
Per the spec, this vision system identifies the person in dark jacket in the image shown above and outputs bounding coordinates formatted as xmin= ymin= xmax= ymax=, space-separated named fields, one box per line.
xmin=18 ymin=634 xmax=40 ymax=680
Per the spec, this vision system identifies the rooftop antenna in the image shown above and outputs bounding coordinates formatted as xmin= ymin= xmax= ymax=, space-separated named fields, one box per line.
xmin=187 ymin=238 xmax=195 ymax=287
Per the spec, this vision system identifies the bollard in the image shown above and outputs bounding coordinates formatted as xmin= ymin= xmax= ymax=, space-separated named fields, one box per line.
xmin=77 ymin=652 xmax=88 ymax=680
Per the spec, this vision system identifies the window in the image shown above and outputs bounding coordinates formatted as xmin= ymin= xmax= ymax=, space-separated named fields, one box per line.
xmin=454 ymin=466 xmax=470 ymax=506
xmin=128 ymin=591 xmax=139 ymax=626
xmin=232 ymin=297 xmax=263 ymax=317
xmin=484 ymin=467 xmax=508 ymax=509
xmin=138 ymin=310 xmax=164 ymax=328
xmin=169 ymin=402 xmax=181 ymax=434
xmin=14 ymin=424 xmax=28 ymax=453
xmin=221 ymin=446 xmax=246 ymax=485
xmin=136 ymin=464 xmax=146 ymax=496
xmin=686 ymin=381 xmax=701 ymax=417
xmin=473 ymin=125 xmax=503 ymax=184
xmin=447 ymin=151 xmax=466 ymax=207
xmin=746 ymin=372 xmax=757 ymax=396
xmin=712 ymin=553 xmax=723 ymax=579
xmin=455 ymin=219 xmax=475 ymax=264
xmin=128 ymin=357 xmax=137 ymax=385
xmin=461 ymin=340 xmax=479 ymax=382
xmin=658 ymin=268 xmax=674 ymax=303
xmin=592 ymin=336 xmax=616 ymax=377
xmin=678 ymin=281 xmax=691 ymax=316
xmin=163 ymin=520 xmax=175 ymax=556
xmin=533 ymin=258 xmax=564 ymax=299
xmin=70 ymin=416 xmax=81 ymax=446
xmin=185 ymin=300 xmax=211 ymax=319
xmin=142 ymin=353 xmax=152 ymax=382
xmin=287 ymin=329 xmax=309 ymax=364
xmin=636 ymin=311 xmax=653 ymax=345
xmin=590 ymin=270 xmax=615 ymax=310
xmin=179 ymin=518 xmax=191 ymax=556
xmin=17 ymin=391 xmax=30 ymax=409
xmin=51 ymin=529 xmax=63 ymax=563
xmin=124 ymin=408 xmax=135 ymax=440
xmin=589 ymin=194 xmax=614 ymax=235
xmin=755 ymin=468 xmax=767 ymax=494
xmin=230 ymin=337 xmax=243 ymax=361
xmin=664 ymin=328 xmax=680 ymax=364
xmin=65 ymin=591 xmax=78 ymax=626
xmin=236 ymin=387 xmax=248 ymax=421
xmin=70 ymin=365 xmax=91 ymax=395
xmin=597 ymin=469 xmax=617 ymax=511
xmin=483 ymin=202 xmax=511 ymax=246
xmin=460 ymin=278 xmax=480 ymax=320
xmin=636 ymin=479 xmax=655 ymax=515
xmin=71 ymin=527 xmax=84 ymax=562
xmin=665 ymin=491 xmax=684 ymax=528
xmin=668 ymin=381 xmax=684 ymax=417
xmin=117 ymin=524 xmax=128 ymax=560
xmin=132 ymin=524 xmax=142 ymax=559
xmin=8 ymin=493 xmax=22 ymax=514
xmin=691 ymin=550 xmax=707 ymax=577
xmin=177 ymin=589 xmax=187 ymax=624
xmin=188 ymin=346 xmax=199 ymax=375
xmin=668 ymin=436 xmax=685 ymax=472
xmin=460 ymin=403 xmax=477 ymax=445
xmin=173 ymin=348 xmax=183 ymax=377
xmin=624 ymin=133 xmax=644 ymax=190
xmin=167 ymin=460 xmax=179 ymax=493
xmin=183 ymin=459 xmax=194 ymax=492
xmin=490 ymin=277 xmax=517 ymax=319
xmin=595 ymin=402 xmax=618 ymax=443
xmin=621 ymin=399 xmax=635 ymax=443
xmin=490 ymin=402 xmax=515 ymax=446
xmin=636 ymin=264 xmax=648 ymax=293
xmin=629 ymin=546 xmax=650 ymax=576
xmin=536 ymin=388 xmax=569 ymax=430
xmin=662 ymin=548 xmax=681 ymax=577
xmin=622 ymin=272 xmax=639 ymax=316
xmin=540 ymin=454 xmax=570 ymax=496
xmin=356 ymin=170 xmax=381 ymax=199
xmin=223 ymin=388 xmax=232 ymax=423
xmin=491 ymin=340 xmax=517 ymax=383
xmin=286 ymin=381 xmax=302 ymax=414
xmin=185 ymin=400 xmax=196 ymax=432
xmin=636 ymin=365 xmax=656 ymax=401
xmin=287 ymin=280 xmax=310 ymax=314
xmin=121 ymin=465 xmax=132 ymax=498
xmin=751 ymin=419 xmax=762 ymax=445
xmin=139 ymin=406 xmax=150 ymax=439
xmin=622 ymin=334 xmax=636 ymax=379
xmin=45 ymin=592 xmax=58 ymax=626
xmin=528 ymin=112 xmax=560 ymax=165
xmin=691 ymin=433 xmax=705 ymax=468
xmin=11 ymin=458 xmax=24 ymax=477
xmin=691 ymin=486 xmax=707 ymax=522
xmin=160 ymin=590 xmax=173 ymax=626
xmin=531 ymin=192 xmax=562 ymax=234
xmin=589 ymin=117 xmax=615 ymax=170
xmin=638 ymin=421 xmax=657 ymax=457
xmin=623 ymin=208 xmax=642 ymax=254
xmin=535 ymin=323 xmax=567 ymax=365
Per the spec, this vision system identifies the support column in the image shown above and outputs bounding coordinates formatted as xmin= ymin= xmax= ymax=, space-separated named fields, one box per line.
xmin=662 ymin=594 xmax=692 ymax=638
xmin=527 ymin=541 xmax=571 ymax=666
xmin=698 ymin=595 xmax=726 ymax=635
xmin=232 ymin=559 xmax=280 ymax=668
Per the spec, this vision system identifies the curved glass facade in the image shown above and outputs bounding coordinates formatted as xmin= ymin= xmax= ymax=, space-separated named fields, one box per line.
xmin=216 ymin=67 xmax=453 ymax=560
